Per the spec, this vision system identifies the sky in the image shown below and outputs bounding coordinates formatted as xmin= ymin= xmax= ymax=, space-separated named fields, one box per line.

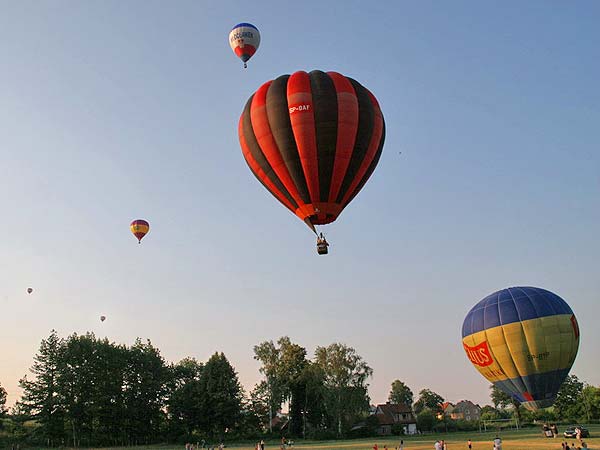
xmin=1 ymin=1 xmax=599 ymax=409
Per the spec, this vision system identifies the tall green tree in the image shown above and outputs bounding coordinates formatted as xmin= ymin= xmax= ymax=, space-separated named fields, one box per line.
xmin=581 ymin=384 xmax=600 ymax=422
xmin=243 ymin=381 xmax=271 ymax=436
xmin=388 ymin=380 xmax=413 ymax=406
xmin=490 ymin=385 xmax=513 ymax=409
xmin=489 ymin=385 xmax=522 ymax=423
xmin=0 ymin=381 xmax=7 ymax=417
xmin=277 ymin=337 xmax=308 ymax=436
xmin=59 ymin=333 xmax=128 ymax=447
xmin=59 ymin=333 xmax=98 ymax=447
xmin=314 ymin=343 xmax=372 ymax=437
xmin=416 ymin=410 xmax=435 ymax=432
xmin=19 ymin=330 xmax=66 ymax=446
xmin=122 ymin=338 xmax=170 ymax=445
xmin=254 ymin=336 xmax=309 ymax=435
xmin=554 ymin=374 xmax=584 ymax=420
xmin=248 ymin=381 xmax=270 ymax=431
xmin=166 ymin=358 xmax=204 ymax=439
xmin=413 ymin=389 xmax=444 ymax=414
xmin=254 ymin=339 xmax=283 ymax=431
xmin=197 ymin=352 xmax=243 ymax=438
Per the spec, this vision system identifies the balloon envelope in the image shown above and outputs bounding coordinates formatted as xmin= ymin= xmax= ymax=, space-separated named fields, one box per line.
xmin=130 ymin=219 xmax=149 ymax=243
xmin=100 ymin=315 xmax=106 ymax=322
xmin=229 ymin=23 xmax=260 ymax=67
xmin=27 ymin=288 xmax=33 ymax=294
xmin=239 ymin=70 xmax=385 ymax=232
xmin=462 ymin=286 xmax=580 ymax=411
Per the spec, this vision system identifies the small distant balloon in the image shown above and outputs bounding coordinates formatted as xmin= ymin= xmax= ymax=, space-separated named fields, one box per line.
xmin=100 ymin=315 xmax=106 ymax=322
xmin=130 ymin=219 xmax=150 ymax=244
xmin=229 ymin=23 xmax=260 ymax=68
xmin=27 ymin=287 xmax=33 ymax=294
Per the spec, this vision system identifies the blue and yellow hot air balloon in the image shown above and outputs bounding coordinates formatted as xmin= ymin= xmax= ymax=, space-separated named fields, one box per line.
xmin=462 ymin=286 xmax=580 ymax=411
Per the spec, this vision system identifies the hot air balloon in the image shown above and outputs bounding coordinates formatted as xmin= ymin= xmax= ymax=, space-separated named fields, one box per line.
xmin=239 ymin=70 xmax=385 ymax=252
xmin=229 ymin=23 xmax=260 ymax=68
xmin=462 ymin=286 xmax=580 ymax=411
xmin=130 ymin=219 xmax=149 ymax=244
xmin=27 ymin=288 xmax=33 ymax=294
xmin=100 ymin=315 xmax=106 ymax=322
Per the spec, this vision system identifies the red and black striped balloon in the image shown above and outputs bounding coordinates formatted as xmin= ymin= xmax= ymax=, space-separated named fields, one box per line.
xmin=239 ymin=70 xmax=385 ymax=231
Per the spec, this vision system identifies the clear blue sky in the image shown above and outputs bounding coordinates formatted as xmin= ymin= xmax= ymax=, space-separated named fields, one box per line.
xmin=1 ymin=0 xmax=599 ymax=408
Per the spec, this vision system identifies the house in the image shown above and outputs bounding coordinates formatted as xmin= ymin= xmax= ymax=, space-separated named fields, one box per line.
xmin=373 ymin=402 xmax=417 ymax=435
xmin=441 ymin=402 xmax=455 ymax=416
xmin=444 ymin=400 xmax=481 ymax=421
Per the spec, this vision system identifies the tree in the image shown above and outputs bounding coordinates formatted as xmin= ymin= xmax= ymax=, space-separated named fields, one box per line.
xmin=197 ymin=352 xmax=243 ymax=438
xmin=166 ymin=358 xmax=204 ymax=439
xmin=480 ymin=405 xmax=509 ymax=421
xmin=19 ymin=330 xmax=66 ymax=446
xmin=490 ymin=385 xmax=513 ymax=409
xmin=254 ymin=336 xmax=309 ymax=435
xmin=416 ymin=410 xmax=436 ymax=432
xmin=246 ymin=381 xmax=271 ymax=433
xmin=554 ymin=375 xmax=584 ymax=420
xmin=253 ymin=339 xmax=284 ymax=432
xmin=298 ymin=362 xmax=328 ymax=438
xmin=580 ymin=384 xmax=600 ymax=422
xmin=388 ymin=380 xmax=413 ymax=406
xmin=413 ymin=389 xmax=444 ymax=414
xmin=314 ymin=343 xmax=372 ymax=437
xmin=277 ymin=338 xmax=309 ymax=436
xmin=0 ymin=381 xmax=7 ymax=417
xmin=121 ymin=338 xmax=170 ymax=445
xmin=489 ymin=385 xmax=522 ymax=423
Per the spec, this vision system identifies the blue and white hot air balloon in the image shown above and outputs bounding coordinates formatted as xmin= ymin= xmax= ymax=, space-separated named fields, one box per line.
xmin=229 ymin=23 xmax=260 ymax=68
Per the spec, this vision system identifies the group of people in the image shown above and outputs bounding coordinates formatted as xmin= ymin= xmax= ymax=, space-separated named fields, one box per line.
xmin=372 ymin=442 xmax=404 ymax=450
xmin=434 ymin=440 xmax=448 ymax=450
xmin=184 ymin=443 xmax=224 ymax=450
xmin=561 ymin=441 xmax=588 ymax=449
xmin=371 ymin=437 xmax=497 ymax=450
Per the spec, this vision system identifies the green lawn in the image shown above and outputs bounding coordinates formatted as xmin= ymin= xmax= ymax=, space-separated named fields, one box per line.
xmin=66 ymin=425 xmax=600 ymax=450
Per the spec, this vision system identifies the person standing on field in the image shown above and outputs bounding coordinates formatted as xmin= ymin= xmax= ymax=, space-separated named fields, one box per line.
xmin=493 ymin=436 xmax=502 ymax=450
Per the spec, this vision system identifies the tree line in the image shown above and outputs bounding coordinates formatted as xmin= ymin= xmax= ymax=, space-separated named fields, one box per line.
xmin=0 ymin=333 xmax=373 ymax=447
xmin=2 ymin=332 xmax=600 ymax=447
xmin=386 ymin=377 xmax=600 ymax=433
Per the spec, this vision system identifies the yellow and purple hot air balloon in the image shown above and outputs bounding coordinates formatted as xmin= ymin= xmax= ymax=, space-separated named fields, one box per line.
xmin=130 ymin=219 xmax=149 ymax=244
xmin=462 ymin=286 xmax=580 ymax=411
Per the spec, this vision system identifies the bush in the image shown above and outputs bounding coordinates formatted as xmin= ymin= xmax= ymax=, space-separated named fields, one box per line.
xmin=417 ymin=410 xmax=436 ymax=432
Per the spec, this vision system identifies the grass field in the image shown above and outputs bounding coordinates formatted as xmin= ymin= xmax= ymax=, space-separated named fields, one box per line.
xmin=67 ymin=425 xmax=600 ymax=450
